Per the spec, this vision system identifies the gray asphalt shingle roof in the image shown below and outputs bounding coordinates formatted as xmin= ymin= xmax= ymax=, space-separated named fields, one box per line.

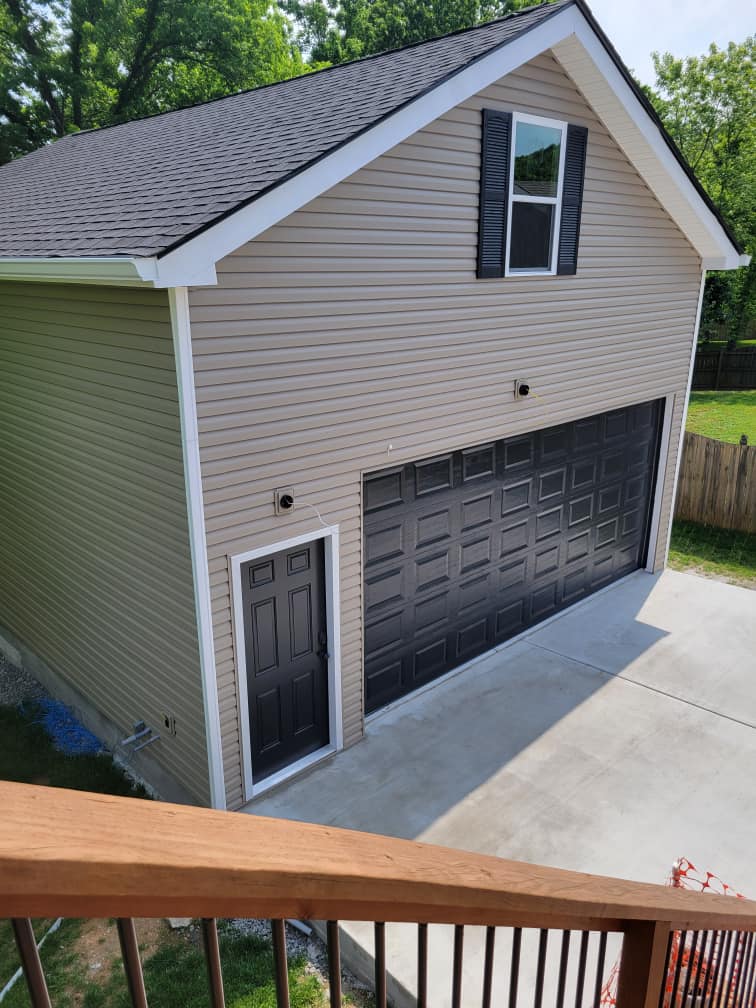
xmin=0 ymin=0 xmax=569 ymax=259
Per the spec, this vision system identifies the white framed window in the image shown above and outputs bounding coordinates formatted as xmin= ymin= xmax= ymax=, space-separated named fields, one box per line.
xmin=504 ymin=112 xmax=568 ymax=277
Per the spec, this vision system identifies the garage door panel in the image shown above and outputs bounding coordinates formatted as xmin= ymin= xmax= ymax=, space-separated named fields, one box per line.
xmin=571 ymin=457 xmax=597 ymax=490
xmin=364 ymin=467 xmax=405 ymax=512
xmin=502 ymin=478 xmax=532 ymax=514
xmin=562 ymin=566 xmax=588 ymax=604
xmin=502 ymin=435 xmax=534 ymax=471
xmin=364 ymin=399 xmax=662 ymax=713
xmin=416 ymin=508 xmax=451 ymax=548
xmin=572 ymin=416 xmax=601 ymax=452
xmin=463 ymin=443 xmax=495 ymax=481
xmin=461 ymin=492 xmax=494 ymax=531
xmin=415 ymin=454 xmax=453 ymax=497
xmin=605 ymin=408 xmax=630 ymax=439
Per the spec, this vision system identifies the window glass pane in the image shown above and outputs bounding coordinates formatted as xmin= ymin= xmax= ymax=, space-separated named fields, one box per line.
xmin=513 ymin=122 xmax=561 ymax=197
xmin=509 ymin=202 xmax=555 ymax=271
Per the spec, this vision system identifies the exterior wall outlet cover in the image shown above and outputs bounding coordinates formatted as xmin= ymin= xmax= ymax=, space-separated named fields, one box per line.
xmin=274 ymin=488 xmax=295 ymax=515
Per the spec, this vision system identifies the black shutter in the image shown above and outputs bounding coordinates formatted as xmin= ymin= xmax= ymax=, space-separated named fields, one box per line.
xmin=477 ymin=109 xmax=512 ymax=279
xmin=557 ymin=124 xmax=588 ymax=276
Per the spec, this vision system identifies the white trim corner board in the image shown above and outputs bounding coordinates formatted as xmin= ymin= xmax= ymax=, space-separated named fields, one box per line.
xmin=663 ymin=269 xmax=708 ymax=565
xmin=230 ymin=525 xmax=343 ymax=803
xmin=645 ymin=392 xmax=675 ymax=574
xmin=168 ymin=286 xmax=226 ymax=810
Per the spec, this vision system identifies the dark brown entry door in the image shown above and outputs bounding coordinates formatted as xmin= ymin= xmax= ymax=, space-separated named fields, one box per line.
xmin=241 ymin=540 xmax=330 ymax=782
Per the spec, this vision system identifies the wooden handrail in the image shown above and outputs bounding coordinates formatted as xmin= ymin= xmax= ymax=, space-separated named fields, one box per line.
xmin=1 ymin=781 xmax=755 ymax=935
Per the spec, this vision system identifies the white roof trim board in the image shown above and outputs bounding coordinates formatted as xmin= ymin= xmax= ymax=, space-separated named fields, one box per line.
xmin=552 ymin=29 xmax=748 ymax=271
xmin=0 ymin=1 xmax=746 ymax=288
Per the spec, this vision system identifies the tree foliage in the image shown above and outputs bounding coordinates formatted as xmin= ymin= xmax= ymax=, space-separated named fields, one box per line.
xmin=0 ymin=0 xmax=306 ymax=162
xmin=646 ymin=38 xmax=756 ymax=342
xmin=282 ymin=0 xmax=538 ymax=65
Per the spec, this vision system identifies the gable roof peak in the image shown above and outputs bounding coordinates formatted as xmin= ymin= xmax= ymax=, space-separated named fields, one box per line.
xmin=0 ymin=0 xmax=745 ymax=282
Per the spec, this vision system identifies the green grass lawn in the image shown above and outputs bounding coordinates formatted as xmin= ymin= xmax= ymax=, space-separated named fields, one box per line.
xmin=0 ymin=703 xmax=331 ymax=1008
xmin=0 ymin=704 xmax=148 ymax=795
xmin=669 ymin=521 xmax=756 ymax=589
xmin=685 ymin=390 xmax=756 ymax=444
xmin=1 ymin=919 xmax=326 ymax=1008
xmin=82 ymin=925 xmax=324 ymax=1008
xmin=699 ymin=339 xmax=756 ymax=349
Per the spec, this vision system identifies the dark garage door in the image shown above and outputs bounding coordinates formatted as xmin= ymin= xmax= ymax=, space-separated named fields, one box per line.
xmin=363 ymin=400 xmax=663 ymax=713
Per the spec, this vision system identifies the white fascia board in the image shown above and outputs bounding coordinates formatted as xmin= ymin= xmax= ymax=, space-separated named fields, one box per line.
xmin=154 ymin=6 xmax=582 ymax=284
xmin=703 ymin=253 xmax=752 ymax=270
xmin=553 ymin=23 xmax=742 ymax=269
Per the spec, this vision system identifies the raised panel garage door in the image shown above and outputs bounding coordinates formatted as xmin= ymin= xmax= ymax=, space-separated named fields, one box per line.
xmin=363 ymin=399 xmax=663 ymax=714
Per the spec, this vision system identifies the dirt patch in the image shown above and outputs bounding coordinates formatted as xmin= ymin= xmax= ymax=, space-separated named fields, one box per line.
xmin=72 ymin=918 xmax=180 ymax=985
xmin=669 ymin=559 xmax=756 ymax=590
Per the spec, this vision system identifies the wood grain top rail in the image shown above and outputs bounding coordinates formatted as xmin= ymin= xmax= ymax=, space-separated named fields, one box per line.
xmin=1 ymin=782 xmax=755 ymax=932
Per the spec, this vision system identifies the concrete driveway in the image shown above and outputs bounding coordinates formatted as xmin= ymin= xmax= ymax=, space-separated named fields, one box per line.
xmin=248 ymin=569 xmax=756 ymax=1004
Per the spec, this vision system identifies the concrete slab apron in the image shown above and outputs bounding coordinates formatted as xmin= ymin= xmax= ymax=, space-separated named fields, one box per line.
xmin=248 ymin=570 xmax=756 ymax=1005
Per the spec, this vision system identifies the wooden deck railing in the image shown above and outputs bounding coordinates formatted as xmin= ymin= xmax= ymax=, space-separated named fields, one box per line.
xmin=2 ymin=781 xmax=756 ymax=1008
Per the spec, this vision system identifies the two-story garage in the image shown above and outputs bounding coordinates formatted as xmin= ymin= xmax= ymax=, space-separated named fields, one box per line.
xmin=0 ymin=0 xmax=746 ymax=810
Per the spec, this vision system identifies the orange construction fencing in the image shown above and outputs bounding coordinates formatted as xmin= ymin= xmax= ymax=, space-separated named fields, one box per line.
xmin=600 ymin=858 xmax=748 ymax=1007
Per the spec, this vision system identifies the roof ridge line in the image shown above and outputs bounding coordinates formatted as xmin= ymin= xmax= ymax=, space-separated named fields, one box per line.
xmin=63 ymin=0 xmax=564 ymax=142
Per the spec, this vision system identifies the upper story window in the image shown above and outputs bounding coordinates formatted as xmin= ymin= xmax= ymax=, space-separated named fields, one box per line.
xmin=477 ymin=108 xmax=588 ymax=281
xmin=506 ymin=114 xmax=567 ymax=275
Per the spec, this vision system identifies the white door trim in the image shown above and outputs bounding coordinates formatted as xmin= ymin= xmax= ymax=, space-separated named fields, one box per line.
xmin=230 ymin=525 xmax=343 ymax=802
xmin=645 ymin=392 xmax=675 ymax=573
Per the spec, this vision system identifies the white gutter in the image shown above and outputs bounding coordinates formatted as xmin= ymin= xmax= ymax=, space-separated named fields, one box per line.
xmin=168 ymin=287 xmax=226 ymax=810
xmin=0 ymin=256 xmax=217 ymax=287
xmin=0 ymin=256 xmax=160 ymax=285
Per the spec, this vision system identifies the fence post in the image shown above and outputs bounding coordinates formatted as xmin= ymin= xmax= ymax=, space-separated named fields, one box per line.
xmin=715 ymin=349 xmax=725 ymax=390
xmin=616 ymin=921 xmax=671 ymax=1008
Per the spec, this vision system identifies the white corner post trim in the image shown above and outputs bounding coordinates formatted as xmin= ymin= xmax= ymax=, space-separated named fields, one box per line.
xmin=645 ymin=393 xmax=674 ymax=573
xmin=168 ymin=286 xmax=226 ymax=810
xmin=663 ymin=269 xmax=707 ymax=565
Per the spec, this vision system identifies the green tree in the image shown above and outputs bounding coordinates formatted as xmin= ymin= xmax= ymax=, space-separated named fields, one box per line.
xmin=646 ymin=38 xmax=756 ymax=343
xmin=284 ymin=0 xmax=540 ymax=65
xmin=0 ymin=0 xmax=306 ymax=162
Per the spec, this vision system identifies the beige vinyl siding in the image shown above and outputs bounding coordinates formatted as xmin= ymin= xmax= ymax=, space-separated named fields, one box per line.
xmin=188 ymin=51 xmax=701 ymax=810
xmin=0 ymin=281 xmax=209 ymax=805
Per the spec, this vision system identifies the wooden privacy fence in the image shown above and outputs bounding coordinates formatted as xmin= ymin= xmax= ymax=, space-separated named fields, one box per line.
xmin=675 ymin=432 xmax=755 ymax=533
xmin=692 ymin=349 xmax=756 ymax=390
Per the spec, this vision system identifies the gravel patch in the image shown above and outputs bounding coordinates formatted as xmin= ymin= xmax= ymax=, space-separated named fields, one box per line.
xmin=0 ymin=656 xmax=45 ymax=706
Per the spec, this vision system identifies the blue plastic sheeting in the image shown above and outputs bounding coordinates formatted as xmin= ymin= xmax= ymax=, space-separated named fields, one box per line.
xmin=25 ymin=698 xmax=104 ymax=755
